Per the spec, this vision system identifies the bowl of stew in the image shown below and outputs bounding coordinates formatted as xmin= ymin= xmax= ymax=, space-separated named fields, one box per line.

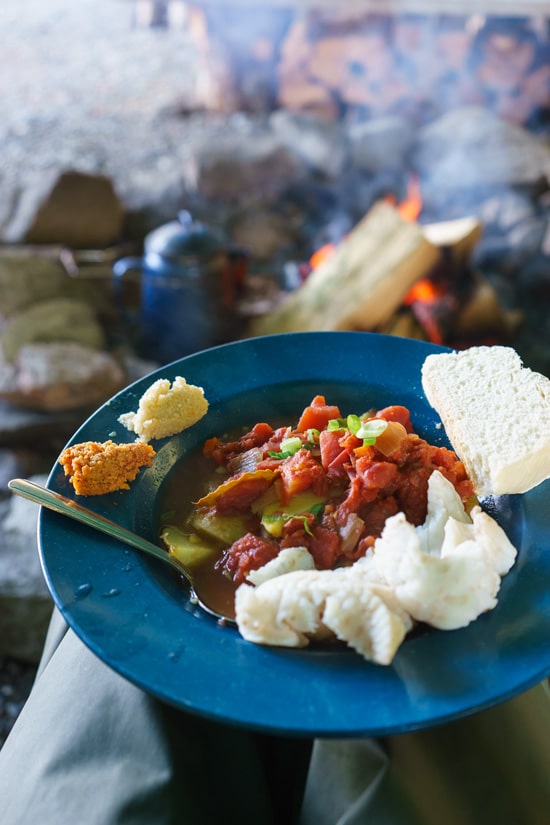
xmin=37 ymin=331 xmax=549 ymax=737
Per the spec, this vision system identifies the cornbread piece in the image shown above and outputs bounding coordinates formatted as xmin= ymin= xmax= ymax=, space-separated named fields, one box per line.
xmin=118 ymin=376 xmax=208 ymax=443
xmin=59 ymin=440 xmax=156 ymax=496
xmin=422 ymin=345 xmax=550 ymax=496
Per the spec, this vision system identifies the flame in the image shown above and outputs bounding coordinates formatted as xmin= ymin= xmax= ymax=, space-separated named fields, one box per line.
xmin=310 ymin=242 xmax=336 ymax=269
xmin=404 ymin=277 xmax=452 ymax=346
xmin=310 ymin=175 xmax=422 ymax=271
xmin=386 ymin=174 xmax=423 ymax=222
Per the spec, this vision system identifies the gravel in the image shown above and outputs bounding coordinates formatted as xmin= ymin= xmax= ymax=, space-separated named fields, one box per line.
xmin=0 ymin=655 xmax=37 ymax=749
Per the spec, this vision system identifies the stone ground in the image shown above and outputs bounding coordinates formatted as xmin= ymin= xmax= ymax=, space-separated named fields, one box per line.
xmin=0 ymin=0 xmax=199 ymax=748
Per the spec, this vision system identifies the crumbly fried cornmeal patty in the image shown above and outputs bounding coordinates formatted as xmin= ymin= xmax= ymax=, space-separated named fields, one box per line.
xmin=59 ymin=440 xmax=156 ymax=496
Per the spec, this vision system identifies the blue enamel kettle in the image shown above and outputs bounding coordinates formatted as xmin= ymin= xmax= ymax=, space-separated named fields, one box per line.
xmin=113 ymin=211 xmax=248 ymax=364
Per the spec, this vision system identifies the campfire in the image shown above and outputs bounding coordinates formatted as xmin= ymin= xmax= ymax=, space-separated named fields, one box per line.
xmin=1 ymin=1 xmax=547 ymax=410
xmin=248 ymin=182 xmax=524 ymax=350
xmin=172 ymin=2 xmax=547 ymax=361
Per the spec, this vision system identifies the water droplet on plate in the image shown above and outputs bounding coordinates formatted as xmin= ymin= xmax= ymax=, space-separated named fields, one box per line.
xmin=102 ymin=588 xmax=121 ymax=598
xmin=74 ymin=583 xmax=93 ymax=600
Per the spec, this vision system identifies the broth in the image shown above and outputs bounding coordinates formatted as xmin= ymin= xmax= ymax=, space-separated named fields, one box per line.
xmin=158 ymin=425 xmax=253 ymax=620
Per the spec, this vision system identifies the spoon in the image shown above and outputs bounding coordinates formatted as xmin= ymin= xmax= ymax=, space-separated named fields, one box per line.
xmin=8 ymin=477 xmax=236 ymax=625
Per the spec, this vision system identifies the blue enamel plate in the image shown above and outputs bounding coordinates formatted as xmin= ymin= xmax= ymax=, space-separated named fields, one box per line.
xmin=38 ymin=332 xmax=550 ymax=737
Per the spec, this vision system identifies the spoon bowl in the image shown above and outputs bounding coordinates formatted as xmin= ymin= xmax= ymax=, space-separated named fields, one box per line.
xmin=8 ymin=478 xmax=236 ymax=624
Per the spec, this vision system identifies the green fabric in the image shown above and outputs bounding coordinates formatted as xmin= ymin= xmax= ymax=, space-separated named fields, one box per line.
xmin=300 ymin=683 xmax=550 ymax=825
xmin=0 ymin=610 xmax=548 ymax=825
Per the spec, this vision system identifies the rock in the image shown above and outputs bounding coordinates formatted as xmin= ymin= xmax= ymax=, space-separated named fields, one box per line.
xmin=0 ymin=476 xmax=53 ymax=663
xmin=0 ymin=342 xmax=127 ymax=413
xmin=0 ymin=297 xmax=106 ymax=362
xmin=0 ymin=247 xmax=69 ymax=315
xmin=413 ymin=106 xmax=550 ymax=190
xmin=0 ymin=399 xmax=92 ymax=452
xmin=184 ymin=132 xmax=305 ymax=203
xmin=228 ymin=207 xmax=298 ymax=261
xmin=4 ymin=169 xmax=125 ymax=249
xmin=347 ymin=115 xmax=414 ymax=174
xmin=269 ymin=109 xmax=349 ymax=179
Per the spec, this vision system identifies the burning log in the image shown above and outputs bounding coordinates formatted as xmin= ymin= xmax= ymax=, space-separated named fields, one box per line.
xmin=248 ymin=201 xmax=440 ymax=336
xmin=422 ymin=215 xmax=483 ymax=272
xmin=452 ymin=273 xmax=524 ymax=343
xmin=249 ymin=207 xmax=520 ymax=350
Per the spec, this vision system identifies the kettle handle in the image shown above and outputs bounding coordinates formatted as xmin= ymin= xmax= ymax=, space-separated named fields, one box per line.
xmin=112 ymin=256 xmax=143 ymax=280
xmin=112 ymin=255 xmax=143 ymax=303
xmin=112 ymin=256 xmax=144 ymax=335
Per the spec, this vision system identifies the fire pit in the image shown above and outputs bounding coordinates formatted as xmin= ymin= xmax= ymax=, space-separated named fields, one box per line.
xmin=164 ymin=1 xmax=549 ymax=371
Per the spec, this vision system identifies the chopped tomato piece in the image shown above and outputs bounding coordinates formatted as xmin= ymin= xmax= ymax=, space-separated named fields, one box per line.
xmin=280 ymin=449 xmax=327 ymax=503
xmin=217 ymin=533 xmax=279 ymax=584
xmin=327 ymin=449 xmax=351 ymax=478
xmin=356 ymin=459 xmax=399 ymax=490
xmin=319 ymin=429 xmax=349 ymax=477
xmin=297 ymin=395 xmax=342 ymax=433
xmin=339 ymin=431 xmax=362 ymax=453
xmin=280 ymin=521 xmax=341 ymax=569
xmin=360 ymin=496 xmax=400 ymax=540
xmin=308 ymin=524 xmax=341 ymax=568
xmin=375 ymin=405 xmax=413 ymax=432
xmin=334 ymin=476 xmax=375 ymax=525
xmin=203 ymin=423 xmax=274 ymax=466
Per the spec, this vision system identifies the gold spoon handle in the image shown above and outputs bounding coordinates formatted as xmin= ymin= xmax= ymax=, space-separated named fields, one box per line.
xmin=8 ymin=477 xmax=191 ymax=584
xmin=9 ymin=477 xmax=236 ymax=624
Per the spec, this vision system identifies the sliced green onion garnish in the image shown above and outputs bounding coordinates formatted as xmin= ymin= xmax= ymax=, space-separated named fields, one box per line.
xmin=267 ymin=450 xmax=293 ymax=459
xmin=288 ymin=513 xmax=316 ymax=536
xmin=327 ymin=418 xmax=347 ymax=431
xmin=280 ymin=436 xmax=303 ymax=455
xmin=356 ymin=419 xmax=388 ymax=445
xmin=268 ymin=436 xmax=303 ymax=460
xmin=346 ymin=414 xmax=361 ymax=435
xmin=306 ymin=428 xmax=320 ymax=442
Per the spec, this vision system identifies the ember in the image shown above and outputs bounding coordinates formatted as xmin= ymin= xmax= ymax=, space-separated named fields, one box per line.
xmin=403 ymin=279 xmax=447 ymax=306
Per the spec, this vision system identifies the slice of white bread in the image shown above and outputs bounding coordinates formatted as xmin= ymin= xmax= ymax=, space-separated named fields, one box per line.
xmin=421 ymin=346 xmax=550 ymax=496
